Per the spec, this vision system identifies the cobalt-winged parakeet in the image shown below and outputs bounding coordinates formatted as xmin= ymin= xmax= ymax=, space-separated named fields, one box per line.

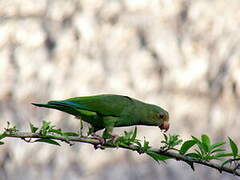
xmin=32 ymin=94 xmax=169 ymax=139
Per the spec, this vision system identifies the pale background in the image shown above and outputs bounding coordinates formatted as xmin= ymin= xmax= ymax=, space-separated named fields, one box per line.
xmin=0 ymin=0 xmax=240 ymax=180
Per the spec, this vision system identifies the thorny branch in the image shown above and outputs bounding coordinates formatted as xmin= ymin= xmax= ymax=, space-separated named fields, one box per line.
xmin=2 ymin=131 xmax=240 ymax=177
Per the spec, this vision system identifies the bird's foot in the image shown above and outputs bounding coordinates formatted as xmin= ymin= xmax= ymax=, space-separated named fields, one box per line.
xmin=91 ymin=133 xmax=106 ymax=146
xmin=106 ymin=134 xmax=119 ymax=144
xmin=91 ymin=133 xmax=120 ymax=148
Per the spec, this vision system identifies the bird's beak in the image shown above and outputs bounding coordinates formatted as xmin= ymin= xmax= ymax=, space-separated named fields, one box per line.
xmin=159 ymin=121 xmax=170 ymax=132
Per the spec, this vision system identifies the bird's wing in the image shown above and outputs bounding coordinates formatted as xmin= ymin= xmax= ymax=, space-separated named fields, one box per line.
xmin=48 ymin=94 xmax=134 ymax=117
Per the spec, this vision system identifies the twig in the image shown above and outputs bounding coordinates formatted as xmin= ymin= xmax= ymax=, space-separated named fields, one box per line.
xmin=3 ymin=132 xmax=240 ymax=177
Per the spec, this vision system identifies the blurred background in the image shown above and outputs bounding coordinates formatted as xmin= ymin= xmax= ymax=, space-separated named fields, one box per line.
xmin=0 ymin=0 xmax=240 ymax=179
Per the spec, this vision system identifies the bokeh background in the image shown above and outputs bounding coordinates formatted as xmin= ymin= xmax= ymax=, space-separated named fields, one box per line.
xmin=0 ymin=0 xmax=240 ymax=179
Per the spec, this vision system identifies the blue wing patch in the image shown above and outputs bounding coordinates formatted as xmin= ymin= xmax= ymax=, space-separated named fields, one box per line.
xmin=48 ymin=100 xmax=89 ymax=110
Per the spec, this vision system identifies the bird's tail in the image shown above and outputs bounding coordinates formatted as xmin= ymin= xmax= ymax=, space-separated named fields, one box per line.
xmin=32 ymin=101 xmax=82 ymax=117
xmin=32 ymin=101 xmax=72 ymax=108
xmin=32 ymin=103 xmax=56 ymax=108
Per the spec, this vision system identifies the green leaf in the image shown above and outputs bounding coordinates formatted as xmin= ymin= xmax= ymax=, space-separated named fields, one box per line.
xmin=0 ymin=133 xmax=7 ymax=140
xmin=0 ymin=141 xmax=4 ymax=145
xmin=115 ymin=128 xmax=140 ymax=147
xmin=228 ymin=137 xmax=238 ymax=158
xmin=163 ymin=134 xmax=168 ymax=142
xmin=170 ymin=135 xmax=183 ymax=147
xmin=201 ymin=134 xmax=210 ymax=148
xmin=174 ymin=139 xmax=183 ymax=146
xmin=179 ymin=140 xmax=196 ymax=155
xmin=210 ymin=148 xmax=225 ymax=154
xmin=34 ymin=138 xmax=60 ymax=146
xmin=195 ymin=145 xmax=204 ymax=155
xmin=134 ymin=140 xmax=142 ymax=148
xmin=40 ymin=121 xmax=51 ymax=135
xmin=42 ymin=121 xmax=51 ymax=129
xmin=191 ymin=136 xmax=204 ymax=154
xmin=209 ymin=142 xmax=225 ymax=151
xmin=201 ymin=143 xmax=209 ymax=154
xmin=161 ymin=134 xmax=182 ymax=151
xmin=194 ymin=149 xmax=202 ymax=156
xmin=49 ymin=129 xmax=62 ymax=135
xmin=143 ymin=138 xmax=151 ymax=151
xmin=201 ymin=134 xmax=210 ymax=152
xmin=146 ymin=151 xmax=171 ymax=164
xmin=131 ymin=127 xmax=137 ymax=141
xmin=63 ymin=132 xmax=79 ymax=137
xmin=123 ymin=130 xmax=132 ymax=139
xmin=214 ymin=153 xmax=233 ymax=158
xmin=191 ymin=136 xmax=201 ymax=144
xmin=29 ymin=123 xmax=38 ymax=133
xmin=209 ymin=156 xmax=222 ymax=161
xmin=186 ymin=153 xmax=202 ymax=159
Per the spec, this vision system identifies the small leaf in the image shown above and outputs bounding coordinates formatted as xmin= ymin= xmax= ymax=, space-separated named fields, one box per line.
xmin=209 ymin=156 xmax=222 ymax=161
xmin=131 ymin=127 xmax=137 ymax=141
xmin=170 ymin=135 xmax=182 ymax=147
xmin=191 ymin=136 xmax=201 ymax=144
xmin=0 ymin=133 xmax=7 ymax=140
xmin=34 ymin=138 xmax=60 ymax=146
xmin=163 ymin=134 xmax=168 ymax=142
xmin=214 ymin=153 xmax=233 ymax=158
xmin=134 ymin=140 xmax=142 ymax=148
xmin=49 ymin=129 xmax=62 ymax=135
xmin=160 ymin=134 xmax=182 ymax=151
xmin=0 ymin=141 xmax=4 ymax=145
xmin=143 ymin=138 xmax=151 ymax=151
xmin=29 ymin=123 xmax=38 ymax=133
xmin=192 ymin=136 xmax=205 ymax=154
xmin=146 ymin=151 xmax=171 ymax=164
xmin=186 ymin=153 xmax=202 ymax=159
xmin=201 ymin=143 xmax=210 ymax=153
xmin=40 ymin=121 xmax=51 ymax=135
xmin=42 ymin=121 xmax=51 ymax=129
xmin=63 ymin=132 xmax=79 ymax=136
xmin=194 ymin=149 xmax=202 ymax=156
xmin=201 ymin=134 xmax=210 ymax=149
xmin=210 ymin=148 xmax=225 ymax=154
xmin=209 ymin=142 xmax=225 ymax=151
xmin=228 ymin=137 xmax=238 ymax=158
xmin=174 ymin=139 xmax=183 ymax=146
xmin=179 ymin=140 xmax=196 ymax=155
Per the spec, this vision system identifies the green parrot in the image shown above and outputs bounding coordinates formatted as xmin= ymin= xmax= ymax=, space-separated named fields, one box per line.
xmin=32 ymin=94 xmax=169 ymax=139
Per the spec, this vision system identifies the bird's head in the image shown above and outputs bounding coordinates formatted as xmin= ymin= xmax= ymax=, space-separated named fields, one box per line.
xmin=158 ymin=111 xmax=169 ymax=132
xmin=149 ymin=105 xmax=170 ymax=132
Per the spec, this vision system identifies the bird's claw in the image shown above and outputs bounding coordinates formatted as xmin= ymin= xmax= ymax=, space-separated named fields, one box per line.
xmin=91 ymin=133 xmax=106 ymax=145
xmin=106 ymin=134 xmax=119 ymax=144
xmin=91 ymin=133 xmax=120 ymax=148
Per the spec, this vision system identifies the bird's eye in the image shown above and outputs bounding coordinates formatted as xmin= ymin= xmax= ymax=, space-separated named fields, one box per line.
xmin=159 ymin=113 xmax=165 ymax=119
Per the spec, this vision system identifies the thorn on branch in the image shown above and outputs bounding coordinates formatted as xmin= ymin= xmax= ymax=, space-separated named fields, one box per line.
xmin=59 ymin=138 xmax=74 ymax=146
xmin=21 ymin=137 xmax=33 ymax=143
xmin=218 ymin=168 xmax=222 ymax=174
